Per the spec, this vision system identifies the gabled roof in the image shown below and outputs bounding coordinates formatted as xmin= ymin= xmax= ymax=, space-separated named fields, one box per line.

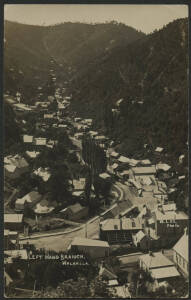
xmin=140 ymin=159 xmax=151 ymax=165
xmin=4 ymin=214 xmax=23 ymax=223
xmin=112 ymin=163 xmax=118 ymax=169
xmin=133 ymin=230 xmax=146 ymax=242
xmin=99 ymin=173 xmax=111 ymax=179
xmin=89 ymin=130 xmax=98 ymax=136
xmin=73 ymin=178 xmax=86 ymax=190
xmin=151 ymin=266 xmax=180 ymax=279
xmin=118 ymin=156 xmax=130 ymax=163
xmin=4 ymin=164 xmax=17 ymax=173
xmin=68 ymin=203 xmax=85 ymax=214
xmin=99 ymin=266 xmax=117 ymax=280
xmin=135 ymin=175 xmax=153 ymax=186
xmin=156 ymin=163 xmax=171 ymax=171
xmin=34 ymin=137 xmax=47 ymax=146
xmin=23 ymin=135 xmax=33 ymax=143
xmin=132 ymin=166 xmax=156 ymax=175
xmin=155 ymin=147 xmax=163 ymax=153
xmin=101 ymin=218 xmax=142 ymax=231
xmin=162 ymin=203 xmax=176 ymax=212
xmin=120 ymin=205 xmax=137 ymax=217
xmin=72 ymin=191 xmax=84 ymax=197
xmin=26 ymin=151 xmax=40 ymax=158
xmin=140 ymin=252 xmax=174 ymax=269
xmin=153 ymin=208 xmax=188 ymax=221
xmin=173 ymin=232 xmax=188 ymax=262
xmin=4 ymin=271 xmax=13 ymax=286
xmin=129 ymin=159 xmax=139 ymax=167
xmin=4 ymin=249 xmax=28 ymax=260
xmin=110 ymin=151 xmax=119 ymax=158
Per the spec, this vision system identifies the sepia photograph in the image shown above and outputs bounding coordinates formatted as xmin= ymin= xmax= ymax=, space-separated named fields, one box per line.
xmin=3 ymin=3 xmax=189 ymax=298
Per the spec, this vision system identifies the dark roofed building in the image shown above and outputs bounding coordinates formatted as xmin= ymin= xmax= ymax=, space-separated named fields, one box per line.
xmin=59 ymin=203 xmax=88 ymax=221
xmin=4 ymin=214 xmax=24 ymax=231
xmin=100 ymin=217 xmax=142 ymax=244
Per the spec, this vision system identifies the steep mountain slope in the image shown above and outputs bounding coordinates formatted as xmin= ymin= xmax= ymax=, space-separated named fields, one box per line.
xmin=4 ymin=20 xmax=144 ymax=101
xmin=69 ymin=18 xmax=188 ymax=165
xmin=4 ymin=18 xmax=188 ymax=165
xmin=4 ymin=21 xmax=50 ymax=97
xmin=44 ymin=21 xmax=145 ymax=72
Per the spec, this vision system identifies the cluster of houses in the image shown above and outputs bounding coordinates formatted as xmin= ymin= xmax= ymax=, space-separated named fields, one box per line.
xmin=67 ymin=226 xmax=188 ymax=294
xmin=69 ymin=112 xmax=188 ymax=294
xmin=4 ymin=84 xmax=93 ymax=228
xmin=4 ymin=208 xmax=188 ymax=295
xmin=4 ymin=70 xmax=188 ymax=296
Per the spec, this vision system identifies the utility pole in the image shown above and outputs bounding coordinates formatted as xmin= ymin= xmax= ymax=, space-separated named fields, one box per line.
xmin=85 ymin=222 xmax=88 ymax=238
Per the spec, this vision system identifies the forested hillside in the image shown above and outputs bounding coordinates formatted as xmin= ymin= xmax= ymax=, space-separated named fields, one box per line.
xmin=4 ymin=18 xmax=188 ymax=171
xmin=4 ymin=21 xmax=50 ymax=98
xmin=69 ymin=18 xmax=188 ymax=167
xmin=44 ymin=21 xmax=145 ymax=72
xmin=4 ymin=20 xmax=144 ymax=100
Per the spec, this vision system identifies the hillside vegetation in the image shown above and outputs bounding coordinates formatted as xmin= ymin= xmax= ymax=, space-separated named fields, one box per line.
xmin=4 ymin=21 xmax=50 ymax=98
xmin=44 ymin=21 xmax=145 ymax=71
xmin=69 ymin=18 xmax=188 ymax=167
xmin=4 ymin=20 xmax=144 ymax=100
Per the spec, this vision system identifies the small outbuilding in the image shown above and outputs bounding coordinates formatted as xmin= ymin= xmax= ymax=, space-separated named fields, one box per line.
xmin=68 ymin=237 xmax=110 ymax=259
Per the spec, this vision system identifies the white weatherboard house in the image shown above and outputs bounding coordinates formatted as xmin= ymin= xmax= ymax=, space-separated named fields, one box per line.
xmin=68 ymin=237 xmax=110 ymax=259
xmin=173 ymin=229 xmax=188 ymax=278
xmin=23 ymin=135 xmax=33 ymax=143
xmin=73 ymin=178 xmax=86 ymax=191
xmin=34 ymin=138 xmax=47 ymax=146
xmin=139 ymin=252 xmax=180 ymax=285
